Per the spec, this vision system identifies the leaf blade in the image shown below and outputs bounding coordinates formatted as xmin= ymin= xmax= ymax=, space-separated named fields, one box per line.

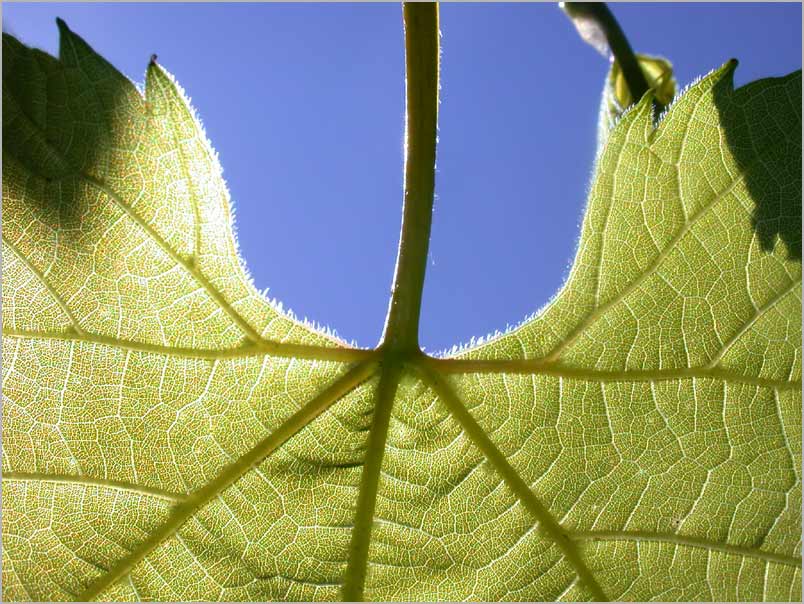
xmin=2 ymin=18 xmax=800 ymax=603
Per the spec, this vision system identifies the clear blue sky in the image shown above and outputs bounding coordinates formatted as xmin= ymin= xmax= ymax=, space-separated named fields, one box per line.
xmin=4 ymin=3 xmax=801 ymax=351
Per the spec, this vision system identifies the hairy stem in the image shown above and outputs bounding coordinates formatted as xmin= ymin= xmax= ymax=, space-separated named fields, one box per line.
xmin=380 ymin=2 xmax=440 ymax=353
xmin=562 ymin=2 xmax=649 ymax=103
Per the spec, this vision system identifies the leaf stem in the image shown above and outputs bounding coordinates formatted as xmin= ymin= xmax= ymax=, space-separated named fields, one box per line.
xmin=562 ymin=2 xmax=649 ymax=103
xmin=380 ymin=2 xmax=439 ymax=354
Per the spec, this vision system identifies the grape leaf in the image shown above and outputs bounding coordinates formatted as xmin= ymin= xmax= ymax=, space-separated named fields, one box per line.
xmin=2 ymin=13 xmax=801 ymax=603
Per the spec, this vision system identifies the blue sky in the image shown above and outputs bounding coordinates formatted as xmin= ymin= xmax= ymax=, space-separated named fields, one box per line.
xmin=4 ymin=3 xmax=801 ymax=351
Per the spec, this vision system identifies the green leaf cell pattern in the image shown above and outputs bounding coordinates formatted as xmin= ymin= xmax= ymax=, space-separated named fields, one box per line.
xmin=2 ymin=11 xmax=801 ymax=603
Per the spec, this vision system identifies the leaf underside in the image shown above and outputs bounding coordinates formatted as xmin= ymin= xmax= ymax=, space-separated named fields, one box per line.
xmin=2 ymin=20 xmax=801 ymax=602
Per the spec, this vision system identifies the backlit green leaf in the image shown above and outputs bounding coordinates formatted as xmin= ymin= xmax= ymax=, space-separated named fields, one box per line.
xmin=2 ymin=17 xmax=800 ymax=602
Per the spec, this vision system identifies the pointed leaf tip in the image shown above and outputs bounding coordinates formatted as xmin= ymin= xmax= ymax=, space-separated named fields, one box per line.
xmin=723 ymin=58 xmax=738 ymax=77
xmin=710 ymin=58 xmax=738 ymax=93
xmin=55 ymin=17 xmax=74 ymax=46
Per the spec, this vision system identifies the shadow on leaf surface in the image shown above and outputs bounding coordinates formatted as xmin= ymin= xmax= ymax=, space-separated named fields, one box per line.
xmin=712 ymin=65 xmax=802 ymax=261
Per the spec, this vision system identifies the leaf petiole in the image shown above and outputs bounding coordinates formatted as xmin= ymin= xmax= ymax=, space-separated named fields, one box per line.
xmin=560 ymin=2 xmax=650 ymax=104
xmin=379 ymin=2 xmax=440 ymax=355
